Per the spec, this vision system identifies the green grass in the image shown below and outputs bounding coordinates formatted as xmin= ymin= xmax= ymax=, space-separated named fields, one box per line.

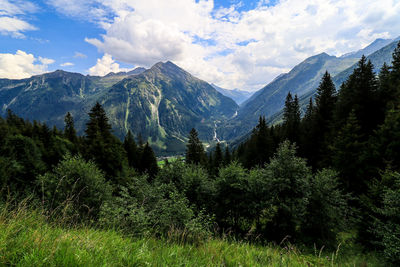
xmin=157 ymin=156 xmax=182 ymax=167
xmin=0 ymin=203 xmax=383 ymax=266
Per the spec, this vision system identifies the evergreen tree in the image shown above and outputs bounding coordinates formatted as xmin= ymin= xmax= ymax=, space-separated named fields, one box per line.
xmin=84 ymin=102 xmax=126 ymax=181
xmin=64 ymin=112 xmax=78 ymax=144
xmin=139 ymin=142 xmax=159 ymax=178
xmin=313 ymin=71 xmax=337 ymax=167
xmin=331 ymin=111 xmax=366 ymax=195
xmin=213 ymin=142 xmax=224 ymax=174
xmin=185 ymin=128 xmax=205 ymax=165
xmin=224 ymin=146 xmax=231 ymax=166
xmin=85 ymin=102 xmax=112 ymax=141
xmin=283 ymin=93 xmax=300 ymax=143
xmin=123 ymin=130 xmax=139 ymax=170
xmin=299 ymin=98 xmax=317 ymax=167
xmin=335 ymin=56 xmax=379 ymax=134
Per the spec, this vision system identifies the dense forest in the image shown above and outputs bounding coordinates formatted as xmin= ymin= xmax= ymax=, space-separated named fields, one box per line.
xmin=1 ymin=42 xmax=400 ymax=265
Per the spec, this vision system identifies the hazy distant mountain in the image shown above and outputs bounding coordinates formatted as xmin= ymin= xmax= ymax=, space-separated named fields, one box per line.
xmin=0 ymin=62 xmax=238 ymax=155
xmin=211 ymin=84 xmax=254 ymax=105
xmin=105 ymin=67 xmax=147 ymax=77
xmin=340 ymin=38 xmax=395 ymax=59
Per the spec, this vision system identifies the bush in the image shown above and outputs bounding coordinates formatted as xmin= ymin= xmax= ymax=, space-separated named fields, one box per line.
xmin=303 ymin=169 xmax=350 ymax=247
xmin=38 ymin=154 xmax=112 ymax=222
xmin=373 ymin=171 xmax=400 ymax=265
xmin=261 ymin=141 xmax=311 ymax=242
xmin=99 ymin=173 xmax=213 ymax=239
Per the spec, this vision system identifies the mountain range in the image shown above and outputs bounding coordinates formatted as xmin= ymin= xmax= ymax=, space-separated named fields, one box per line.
xmin=0 ymin=62 xmax=237 ymax=155
xmin=211 ymin=84 xmax=254 ymax=105
xmin=0 ymin=37 xmax=398 ymax=154
xmin=218 ymin=37 xmax=400 ymax=141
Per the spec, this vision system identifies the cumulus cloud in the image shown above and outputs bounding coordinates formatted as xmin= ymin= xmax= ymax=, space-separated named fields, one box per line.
xmin=88 ymin=53 xmax=129 ymax=76
xmin=0 ymin=0 xmax=38 ymax=38
xmin=0 ymin=50 xmax=55 ymax=79
xmin=60 ymin=62 xmax=74 ymax=67
xmin=48 ymin=0 xmax=400 ymax=91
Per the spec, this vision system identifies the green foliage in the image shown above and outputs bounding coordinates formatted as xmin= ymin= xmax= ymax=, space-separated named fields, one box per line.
xmin=283 ymin=93 xmax=301 ymax=143
xmin=99 ymin=172 xmax=212 ymax=238
xmin=0 ymin=203 xmax=383 ymax=267
xmin=0 ymin=134 xmax=45 ymax=193
xmin=185 ymin=128 xmax=206 ymax=165
xmin=39 ymin=154 xmax=112 ymax=221
xmin=261 ymin=141 xmax=311 ymax=241
xmin=214 ymin=162 xmax=251 ymax=232
xmin=155 ymin=160 xmax=215 ymax=211
xmin=84 ymin=103 xmax=128 ymax=182
xmin=303 ymin=169 xmax=350 ymax=247
xmin=373 ymin=171 xmax=400 ymax=265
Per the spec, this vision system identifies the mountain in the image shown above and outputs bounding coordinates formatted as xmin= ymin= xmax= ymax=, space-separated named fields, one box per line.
xmin=219 ymin=52 xmax=358 ymax=141
xmin=340 ymin=38 xmax=394 ymax=59
xmin=0 ymin=62 xmax=238 ymax=155
xmin=98 ymin=61 xmax=238 ymax=154
xmin=220 ymin=37 xmax=400 ymax=142
xmin=264 ymin=38 xmax=400 ymax=127
xmin=211 ymin=84 xmax=254 ymax=105
xmin=334 ymin=38 xmax=400 ymax=86
xmin=105 ymin=67 xmax=147 ymax=77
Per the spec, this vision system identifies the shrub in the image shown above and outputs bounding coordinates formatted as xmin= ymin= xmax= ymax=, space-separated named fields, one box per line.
xmin=38 ymin=154 xmax=112 ymax=222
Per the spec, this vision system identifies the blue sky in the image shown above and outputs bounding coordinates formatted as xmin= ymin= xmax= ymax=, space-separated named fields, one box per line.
xmin=1 ymin=0 xmax=400 ymax=91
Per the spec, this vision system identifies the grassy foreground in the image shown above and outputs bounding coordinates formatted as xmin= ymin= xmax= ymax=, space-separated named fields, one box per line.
xmin=0 ymin=204 xmax=382 ymax=266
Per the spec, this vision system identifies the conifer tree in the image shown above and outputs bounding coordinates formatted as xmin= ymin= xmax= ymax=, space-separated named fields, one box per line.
xmin=224 ymin=146 xmax=231 ymax=165
xmin=84 ymin=102 xmax=126 ymax=181
xmin=185 ymin=128 xmax=205 ymax=165
xmin=214 ymin=142 xmax=224 ymax=170
xmin=123 ymin=130 xmax=139 ymax=169
xmin=331 ymin=111 xmax=366 ymax=195
xmin=139 ymin=142 xmax=158 ymax=178
xmin=335 ymin=56 xmax=379 ymax=134
xmin=283 ymin=93 xmax=300 ymax=143
xmin=64 ymin=112 xmax=78 ymax=143
xmin=313 ymin=71 xmax=337 ymax=167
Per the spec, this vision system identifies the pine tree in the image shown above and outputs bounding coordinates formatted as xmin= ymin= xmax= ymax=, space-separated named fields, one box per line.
xmin=139 ymin=142 xmax=158 ymax=179
xmin=300 ymin=98 xmax=318 ymax=168
xmin=84 ymin=102 xmax=126 ymax=181
xmin=214 ymin=142 xmax=223 ymax=170
xmin=85 ymin=102 xmax=112 ymax=141
xmin=335 ymin=56 xmax=379 ymax=134
xmin=331 ymin=111 xmax=366 ymax=195
xmin=185 ymin=128 xmax=205 ymax=165
xmin=123 ymin=130 xmax=139 ymax=169
xmin=64 ymin=112 xmax=78 ymax=143
xmin=283 ymin=93 xmax=300 ymax=143
xmin=224 ymin=146 xmax=231 ymax=165
xmin=313 ymin=72 xmax=337 ymax=167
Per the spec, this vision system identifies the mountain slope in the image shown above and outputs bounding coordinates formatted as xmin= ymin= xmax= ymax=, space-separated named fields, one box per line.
xmin=211 ymin=84 xmax=253 ymax=105
xmin=219 ymin=53 xmax=358 ymax=141
xmin=0 ymin=62 xmax=238 ymax=155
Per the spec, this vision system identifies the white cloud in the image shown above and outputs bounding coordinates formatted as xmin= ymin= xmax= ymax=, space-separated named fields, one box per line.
xmin=60 ymin=62 xmax=74 ymax=67
xmin=74 ymin=52 xmax=87 ymax=58
xmin=0 ymin=50 xmax=55 ymax=79
xmin=0 ymin=0 xmax=38 ymax=37
xmin=49 ymin=0 xmax=400 ymax=91
xmin=88 ymin=53 xmax=129 ymax=76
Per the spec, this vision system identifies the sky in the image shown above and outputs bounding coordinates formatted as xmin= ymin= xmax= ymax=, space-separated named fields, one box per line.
xmin=1 ymin=0 xmax=400 ymax=91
